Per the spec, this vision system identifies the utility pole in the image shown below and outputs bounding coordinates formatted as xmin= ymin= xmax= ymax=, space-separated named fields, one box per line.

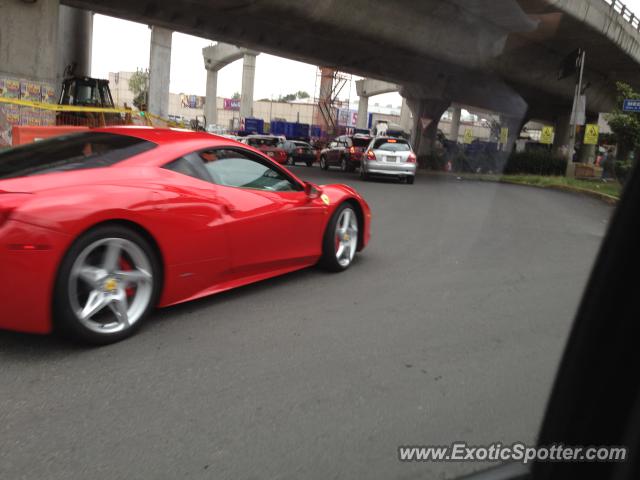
xmin=566 ymin=49 xmax=586 ymax=177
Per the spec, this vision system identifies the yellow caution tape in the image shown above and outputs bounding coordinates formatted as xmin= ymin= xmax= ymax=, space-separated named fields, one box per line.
xmin=0 ymin=97 xmax=136 ymax=114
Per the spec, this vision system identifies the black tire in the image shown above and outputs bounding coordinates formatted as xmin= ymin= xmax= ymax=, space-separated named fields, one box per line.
xmin=286 ymin=155 xmax=294 ymax=166
xmin=340 ymin=158 xmax=348 ymax=172
xmin=306 ymin=160 xmax=313 ymax=167
xmin=407 ymin=176 xmax=415 ymax=185
xmin=53 ymin=224 xmax=161 ymax=345
xmin=320 ymin=156 xmax=328 ymax=170
xmin=318 ymin=203 xmax=360 ymax=272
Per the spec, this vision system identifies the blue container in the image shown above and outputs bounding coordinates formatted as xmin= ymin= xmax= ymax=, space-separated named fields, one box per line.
xmin=244 ymin=117 xmax=264 ymax=134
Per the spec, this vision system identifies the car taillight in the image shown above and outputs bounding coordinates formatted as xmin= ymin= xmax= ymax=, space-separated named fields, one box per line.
xmin=407 ymin=153 xmax=417 ymax=163
xmin=366 ymin=150 xmax=376 ymax=160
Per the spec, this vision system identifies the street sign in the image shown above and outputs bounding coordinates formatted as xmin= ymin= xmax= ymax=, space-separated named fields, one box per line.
xmin=499 ymin=127 xmax=509 ymax=144
xmin=540 ymin=126 xmax=554 ymax=144
xmin=463 ymin=129 xmax=474 ymax=144
xmin=584 ymin=124 xmax=599 ymax=145
xmin=623 ymin=99 xmax=640 ymax=112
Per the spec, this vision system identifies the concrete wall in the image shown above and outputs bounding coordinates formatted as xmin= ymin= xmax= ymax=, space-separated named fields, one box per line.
xmin=0 ymin=0 xmax=60 ymax=85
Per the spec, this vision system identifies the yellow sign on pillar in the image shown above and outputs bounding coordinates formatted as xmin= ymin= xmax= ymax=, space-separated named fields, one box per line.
xmin=584 ymin=124 xmax=599 ymax=145
xmin=540 ymin=126 xmax=554 ymax=145
xmin=463 ymin=129 xmax=474 ymax=144
xmin=500 ymin=127 xmax=509 ymax=144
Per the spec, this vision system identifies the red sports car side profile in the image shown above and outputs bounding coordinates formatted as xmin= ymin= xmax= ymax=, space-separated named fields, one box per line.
xmin=0 ymin=127 xmax=371 ymax=344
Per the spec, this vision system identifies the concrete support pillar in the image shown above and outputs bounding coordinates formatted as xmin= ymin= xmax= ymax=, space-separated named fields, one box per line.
xmin=552 ymin=112 xmax=571 ymax=157
xmin=57 ymin=5 xmax=93 ymax=84
xmin=449 ymin=105 xmax=461 ymax=142
xmin=399 ymin=98 xmax=412 ymax=133
xmin=0 ymin=0 xmax=60 ymax=86
xmin=148 ymin=26 xmax=172 ymax=118
xmin=408 ymin=98 xmax=450 ymax=157
xmin=578 ymin=112 xmax=599 ymax=164
xmin=499 ymin=114 xmax=525 ymax=154
xmin=204 ymin=69 xmax=218 ymax=126
xmin=357 ymin=96 xmax=369 ymax=129
xmin=240 ymin=53 xmax=257 ymax=118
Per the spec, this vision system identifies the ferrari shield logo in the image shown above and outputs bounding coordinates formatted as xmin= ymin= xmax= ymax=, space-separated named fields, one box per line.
xmin=320 ymin=194 xmax=330 ymax=205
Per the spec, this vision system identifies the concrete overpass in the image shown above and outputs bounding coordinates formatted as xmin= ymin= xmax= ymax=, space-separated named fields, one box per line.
xmin=3 ymin=0 xmax=640 ymax=153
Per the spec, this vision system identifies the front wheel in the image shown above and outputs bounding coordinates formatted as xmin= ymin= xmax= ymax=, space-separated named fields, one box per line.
xmin=319 ymin=203 xmax=359 ymax=272
xmin=53 ymin=225 xmax=161 ymax=344
xmin=406 ymin=176 xmax=415 ymax=185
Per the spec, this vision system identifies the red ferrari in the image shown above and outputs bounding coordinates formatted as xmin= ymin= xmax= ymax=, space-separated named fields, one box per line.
xmin=0 ymin=127 xmax=371 ymax=344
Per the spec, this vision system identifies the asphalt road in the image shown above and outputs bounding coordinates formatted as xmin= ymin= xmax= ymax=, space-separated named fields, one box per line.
xmin=0 ymin=167 xmax=613 ymax=480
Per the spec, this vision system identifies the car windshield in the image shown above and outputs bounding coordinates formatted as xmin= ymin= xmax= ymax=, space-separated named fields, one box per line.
xmin=373 ymin=139 xmax=411 ymax=152
xmin=0 ymin=132 xmax=156 ymax=179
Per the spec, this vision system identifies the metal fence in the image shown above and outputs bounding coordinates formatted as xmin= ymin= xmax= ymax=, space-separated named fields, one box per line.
xmin=603 ymin=0 xmax=640 ymax=30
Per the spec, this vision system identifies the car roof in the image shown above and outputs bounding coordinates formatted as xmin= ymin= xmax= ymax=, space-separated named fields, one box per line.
xmin=93 ymin=126 xmax=220 ymax=145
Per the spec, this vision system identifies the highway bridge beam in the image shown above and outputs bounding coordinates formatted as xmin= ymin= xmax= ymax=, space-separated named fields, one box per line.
xmin=148 ymin=26 xmax=172 ymax=119
xmin=204 ymin=69 xmax=218 ymax=126
xmin=407 ymin=98 xmax=450 ymax=158
xmin=57 ymin=5 xmax=93 ymax=85
xmin=202 ymin=43 xmax=260 ymax=126
xmin=449 ymin=106 xmax=461 ymax=142
xmin=240 ymin=53 xmax=257 ymax=119
xmin=357 ymin=97 xmax=369 ymax=130
xmin=399 ymin=99 xmax=412 ymax=133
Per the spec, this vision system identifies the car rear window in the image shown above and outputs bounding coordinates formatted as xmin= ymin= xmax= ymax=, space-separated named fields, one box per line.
xmin=373 ymin=138 xmax=411 ymax=152
xmin=352 ymin=137 xmax=371 ymax=147
xmin=0 ymin=132 xmax=156 ymax=180
xmin=247 ymin=137 xmax=279 ymax=147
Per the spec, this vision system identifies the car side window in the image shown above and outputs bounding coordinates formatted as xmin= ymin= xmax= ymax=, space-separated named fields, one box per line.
xmin=191 ymin=148 xmax=302 ymax=192
xmin=163 ymin=156 xmax=210 ymax=182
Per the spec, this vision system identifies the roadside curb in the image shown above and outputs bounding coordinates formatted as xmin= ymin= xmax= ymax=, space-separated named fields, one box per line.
xmin=420 ymin=171 xmax=619 ymax=205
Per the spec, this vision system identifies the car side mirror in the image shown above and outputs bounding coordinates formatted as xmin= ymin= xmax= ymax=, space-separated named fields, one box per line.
xmin=304 ymin=182 xmax=321 ymax=199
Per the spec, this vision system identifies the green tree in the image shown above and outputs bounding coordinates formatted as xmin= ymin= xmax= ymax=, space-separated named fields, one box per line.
xmin=606 ymin=82 xmax=640 ymax=161
xmin=231 ymin=92 xmax=241 ymax=100
xmin=296 ymin=90 xmax=310 ymax=99
xmin=128 ymin=69 xmax=149 ymax=110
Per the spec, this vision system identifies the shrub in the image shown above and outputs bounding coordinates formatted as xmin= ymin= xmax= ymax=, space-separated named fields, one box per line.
xmin=503 ymin=151 xmax=567 ymax=176
xmin=419 ymin=152 xmax=447 ymax=171
xmin=614 ymin=161 xmax=635 ymax=184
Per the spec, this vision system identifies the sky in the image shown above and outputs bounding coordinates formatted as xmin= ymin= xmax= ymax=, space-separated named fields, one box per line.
xmin=91 ymin=15 xmax=402 ymax=109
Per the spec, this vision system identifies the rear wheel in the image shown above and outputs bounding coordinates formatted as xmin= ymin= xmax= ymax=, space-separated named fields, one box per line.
xmin=319 ymin=203 xmax=359 ymax=272
xmin=320 ymin=155 xmax=328 ymax=170
xmin=407 ymin=176 xmax=415 ymax=185
xmin=53 ymin=225 xmax=161 ymax=344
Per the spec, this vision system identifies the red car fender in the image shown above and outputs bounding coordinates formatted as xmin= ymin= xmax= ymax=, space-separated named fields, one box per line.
xmin=317 ymin=184 xmax=371 ymax=251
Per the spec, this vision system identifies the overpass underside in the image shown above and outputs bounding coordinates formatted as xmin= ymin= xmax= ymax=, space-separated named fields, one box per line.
xmin=3 ymin=0 xmax=639 ymax=153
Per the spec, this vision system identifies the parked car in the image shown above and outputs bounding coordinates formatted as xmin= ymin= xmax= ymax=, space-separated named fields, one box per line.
xmin=241 ymin=135 xmax=288 ymax=164
xmin=319 ymin=133 xmax=372 ymax=172
xmin=360 ymin=136 xmax=417 ymax=184
xmin=282 ymin=140 xmax=317 ymax=166
xmin=0 ymin=127 xmax=371 ymax=344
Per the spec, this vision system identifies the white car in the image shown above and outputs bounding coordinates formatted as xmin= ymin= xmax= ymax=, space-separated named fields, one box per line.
xmin=360 ymin=137 xmax=417 ymax=184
